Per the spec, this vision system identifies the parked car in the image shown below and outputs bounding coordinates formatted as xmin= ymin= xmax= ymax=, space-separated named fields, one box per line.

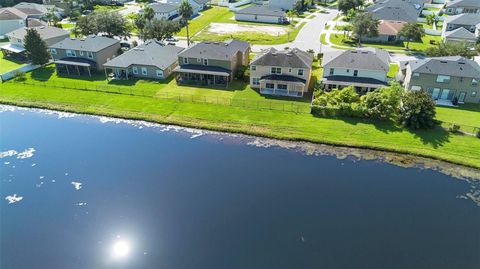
xmin=165 ymin=37 xmax=178 ymax=42
xmin=120 ymin=41 xmax=131 ymax=49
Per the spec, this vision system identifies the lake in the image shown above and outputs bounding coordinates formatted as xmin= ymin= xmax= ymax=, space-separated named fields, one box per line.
xmin=1 ymin=106 xmax=479 ymax=269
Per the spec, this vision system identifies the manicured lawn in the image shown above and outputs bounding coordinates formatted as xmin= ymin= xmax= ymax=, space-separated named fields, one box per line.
xmin=0 ymin=54 xmax=26 ymax=74
xmin=320 ymin=33 xmax=327 ymax=45
xmin=193 ymin=22 xmax=306 ymax=45
xmin=387 ymin=64 xmax=399 ymax=78
xmin=436 ymin=103 xmax=480 ymax=128
xmin=1 ymin=80 xmax=480 ymax=168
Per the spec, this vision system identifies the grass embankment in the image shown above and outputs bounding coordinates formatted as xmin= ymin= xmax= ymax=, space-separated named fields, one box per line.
xmin=437 ymin=104 xmax=480 ymax=127
xmin=0 ymin=54 xmax=26 ymax=74
xmin=1 ymin=71 xmax=480 ymax=169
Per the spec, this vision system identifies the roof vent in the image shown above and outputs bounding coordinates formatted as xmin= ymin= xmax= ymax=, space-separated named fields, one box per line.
xmin=272 ymin=52 xmax=277 ymax=56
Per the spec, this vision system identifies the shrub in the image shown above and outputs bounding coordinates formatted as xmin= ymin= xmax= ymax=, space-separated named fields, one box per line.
xmin=13 ymin=71 xmax=26 ymax=82
xmin=449 ymin=124 xmax=460 ymax=133
xmin=475 ymin=129 xmax=480 ymax=138
xmin=398 ymin=91 xmax=436 ymax=129
xmin=452 ymin=96 xmax=458 ymax=105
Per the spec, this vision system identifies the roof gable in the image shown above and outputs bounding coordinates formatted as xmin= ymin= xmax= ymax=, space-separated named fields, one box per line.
xmin=179 ymin=39 xmax=250 ymax=61
xmin=50 ymin=35 xmax=119 ymax=52
xmin=251 ymin=48 xmax=313 ymax=69
xmin=322 ymin=48 xmax=390 ymax=72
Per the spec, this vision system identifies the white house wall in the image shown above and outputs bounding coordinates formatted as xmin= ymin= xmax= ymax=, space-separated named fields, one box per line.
xmin=0 ymin=19 xmax=25 ymax=37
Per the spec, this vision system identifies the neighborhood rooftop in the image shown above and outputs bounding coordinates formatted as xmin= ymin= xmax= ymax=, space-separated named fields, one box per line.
xmin=178 ymin=39 xmax=250 ymax=61
xmin=444 ymin=13 xmax=480 ymax=25
xmin=7 ymin=26 xmax=68 ymax=40
xmin=445 ymin=0 xmax=480 ymax=8
xmin=251 ymin=48 xmax=313 ymax=69
xmin=322 ymin=48 xmax=390 ymax=72
xmin=377 ymin=20 xmax=407 ymax=35
xmin=50 ymin=36 xmax=120 ymax=52
xmin=444 ymin=27 xmax=477 ymax=39
xmin=407 ymin=56 xmax=480 ymax=78
xmin=367 ymin=0 xmax=423 ymax=23
xmin=236 ymin=6 xmax=285 ymax=16
xmin=0 ymin=7 xmax=28 ymax=20
xmin=147 ymin=3 xmax=178 ymax=13
xmin=104 ymin=40 xmax=184 ymax=69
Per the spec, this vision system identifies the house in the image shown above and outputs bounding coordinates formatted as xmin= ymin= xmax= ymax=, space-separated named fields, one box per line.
xmin=249 ymin=48 xmax=313 ymax=97
xmin=269 ymin=0 xmax=297 ymax=11
xmin=49 ymin=35 xmax=120 ymax=77
xmin=141 ymin=3 xmax=179 ymax=20
xmin=0 ymin=8 xmax=28 ymax=37
xmin=104 ymin=40 xmax=184 ymax=80
xmin=442 ymin=13 xmax=480 ymax=35
xmin=361 ymin=20 xmax=406 ymax=43
xmin=235 ymin=6 xmax=288 ymax=24
xmin=366 ymin=0 xmax=424 ymax=23
xmin=402 ymin=56 xmax=480 ymax=103
xmin=42 ymin=0 xmax=80 ymax=16
xmin=174 ymin=39 xmax=250 ymax=87
xmin=14 ymin=2 xmax=64 ymax=18
xmin=1 ymin=25 xmax=69 ymax=56
xmin=442 ymin=27 xmax=477 ymax=45
xmin=321 ymin=48 xmax=390 ymax=93
xmin=166 ymin=0 xmax=210 ymax=17
xmin=445 ymin=0 xmax=480 ymax=15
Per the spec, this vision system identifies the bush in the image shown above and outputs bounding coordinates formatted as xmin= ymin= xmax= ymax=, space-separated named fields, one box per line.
xmin=452 ymin=96 xmax=458 ymax=105
xmin=398 ymin=91 xmax=436 ymax=129
xmin=449 ymin=124 xmax=460 ymax=133
xmin=475 ymin=129 xmax=480 ymax=138
xmin=13 ymin=71 xmax=26 ymax=82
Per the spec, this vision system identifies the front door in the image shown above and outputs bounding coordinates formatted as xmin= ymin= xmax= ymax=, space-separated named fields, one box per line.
xmin=458 ymin=91 xmax=467 ymax=103
xmin=432 ymin=88 xmax=441 ymax=99
xmin=440 ymin=89 xmax=450 ymax=100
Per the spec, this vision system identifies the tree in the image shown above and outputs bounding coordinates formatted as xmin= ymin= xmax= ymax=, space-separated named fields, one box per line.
xmin=398 ymin=91 xmax=436 ymax=129
xmin=397 ymin=23 xmax=425 ymax=49
xmin=425 ymin=14 xmax=437 ymax=27
xmin=76 ymin=14 xmax=98 ymax=36
xmin=361 ymin=82 xmax=402 ymax=120
xmin=338 ymin=0 xmax=363 ymax=14
xmin=144 ymin=18 xmax=181 ymax=41
xmin=143 ymin=6 xmax=155 ymax=22
xmin=179 ymin=0 xmax=193 ymax=46
xmin=42 ymin=6 xmax=60 ymax=26
xmin=351 ymin=12 xmax=379 ymax=46
xmin=24 ymin=28 xmax=50 ymax=65
xmin=426 ymin=41 xmax=477 ymax=58
xmin=76 ymin=11 xmax=131 ymax=39
xmin=134 ymin=14 xmax=147 ymax=40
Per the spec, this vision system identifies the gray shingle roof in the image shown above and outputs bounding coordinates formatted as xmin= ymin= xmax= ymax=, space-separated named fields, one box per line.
xmin=147 ymin=3 xmax=178 ymax=13
xmin=367 ymin=0 xmax=423 ymax=23
xmin=322 ymin=48 xmax=390 ymax=72
xmin=104 ymin=40 xmax=183 ymax=70
xmin=193 ymin=0 xmax=210 ymax=5
xmin=444 ymin=13 xmax=480 ymax=26
xmin=178 ymin=39 xmax=250 ymax=61
xmin=251 ymin=48 xmax=313 ymax=69
xmin=0 ymin=7 xmax=28 ymax=20
xmin=443 ymin=27 xmax=477 ymax=40
xmin=446 ymin=0 xmax=480 ymax=8
xmin=236 ymin=6 xmax=285 ymax=17
xmin=7 ymin=26 xmax=68 ymax=41
xmin=50 ymin=35 xmax=119 ymax=52
xmin=407 ymin=56 xmax=480 ymax=78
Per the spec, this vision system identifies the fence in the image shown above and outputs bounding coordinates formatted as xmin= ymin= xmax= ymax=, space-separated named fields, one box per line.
xmin=15 ymin=80 xmax=311 ymax=114
xmin=439 ymin=121 xmax=480 ymax=136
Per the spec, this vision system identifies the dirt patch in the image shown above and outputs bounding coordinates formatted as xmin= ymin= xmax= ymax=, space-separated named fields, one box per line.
xmin=206 ymin=22 xmax=289 ymax=35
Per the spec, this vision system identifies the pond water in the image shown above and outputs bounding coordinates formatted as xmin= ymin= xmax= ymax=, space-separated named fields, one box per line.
xmin=1 ymin=106 xmax=479 ymax=269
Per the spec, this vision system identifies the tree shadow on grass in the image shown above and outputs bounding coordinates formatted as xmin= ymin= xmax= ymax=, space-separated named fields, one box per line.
xmin=409 ymin=126 xmax=451 ymax=149
xmin=339 ymin=116 xmax=404 ymax=134
xmin=31 ymin=66 xmax=55 ymax=81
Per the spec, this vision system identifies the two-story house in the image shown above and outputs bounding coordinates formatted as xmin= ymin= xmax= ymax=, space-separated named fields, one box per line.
xmin=49 ymin=35 xmax=120 ymax=77
xmin=249 ymin=48 xmax=313 ymax=97
xmin=104 ymin=40 xmax=184 ymax=80
xmin=14 ymin=2 xmax=64 ymax=18
xmin=321 ymin=48 xmax=390 ymax=94
xmin=1 ymin=25 xmax=68 ymax=56
xmin=174 ymin=39 xmax=250 ymax=87
xmin=0 ymin=8 xmax=28 ymax=37
xmin=366 ymin=0 xmax=424 ymax=23
xmin=442 ymin=13 xmax=480 ymax=44
xmin=141 ymin=3 xmax=179 ymax=20
xmin=402 ymin=56 xmax=480 ymax=104
xmin=445 ymin=0 xmax=480 ymax=15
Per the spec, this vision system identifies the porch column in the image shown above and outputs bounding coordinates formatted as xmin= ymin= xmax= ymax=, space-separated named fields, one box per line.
xmin=75 ymin=65 xmax=80 ymax=75
xmin=104 ymin=68 xmax=108 ymax=81
xmin=126 ymin=69 xmax=129 ymax=79
xmin=66 ymin=65 xmax=70 ymax=75
xmin=87 ymin=66 xmax=91 ymax=77
xmin=213 ymin=75 xmax=216 ymax=86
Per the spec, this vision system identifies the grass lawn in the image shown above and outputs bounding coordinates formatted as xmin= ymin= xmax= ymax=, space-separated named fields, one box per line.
xmin=329 ymin=33 xmax=441 ymax=52
xmin=436 ymin=103 xmax=480 ymax=128
xmin=0 ymin=54 xmax=26 ymax=74
xmin=193 ymin=22 xmax=306 ymax=45
xmin=387 ymin=63 xmax=399 ymax=78
xmin=1 ymin=79 xmax=480 ymax=168
xmin=320 ymin=33 xmax=327 ymax=45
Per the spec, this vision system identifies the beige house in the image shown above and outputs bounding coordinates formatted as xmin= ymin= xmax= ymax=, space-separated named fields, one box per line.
xmin=249 ymin=48 xmax=313 ymax=98
xmin=1 ymin=25 xmax=68 ymax=56
xmin=402 ymin=56 xmax=480 ymax=104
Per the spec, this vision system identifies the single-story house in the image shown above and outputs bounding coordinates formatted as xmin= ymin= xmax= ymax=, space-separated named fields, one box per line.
xmin=367 ymin=0 xmax=424 ymax=23
xmin=1 ymin=25 xmax=69 ymax=56
xmin=141 ymin=3 xmax=179 ymax=20
xmin=269 ymin=0 xmax=297 ymax=11
xmin=166 ymin=0 xmax=210 ymax=17
xmin=445 ymin=0 xmax=480 ymax=15
xmin=104 ymin=40 xmax=184 ymax=80
xmin=442 ymin=26 xmax=477 ymax=45
xmin=321 ymin=48 xmax=390 ymax=94
xmin=250 ymin=48 xmax=313 ymax=97
xmin=361 ymin=20 xmax=406 ymax=43
xmin=49 ymin=35 xmax=120 ymax=76
xmin=235 ymin=6 xmax=288 ymax=24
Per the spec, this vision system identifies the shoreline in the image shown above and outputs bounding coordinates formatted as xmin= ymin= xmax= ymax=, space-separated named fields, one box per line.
xmin=2 ymin=103 xmax=480 ymax=180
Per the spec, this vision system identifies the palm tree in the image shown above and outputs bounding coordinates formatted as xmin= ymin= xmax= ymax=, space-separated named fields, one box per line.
xmin=179 ymin=0 xmax=193 ymax=46
xmin=143 ymin=6 xmax=155 ymax=22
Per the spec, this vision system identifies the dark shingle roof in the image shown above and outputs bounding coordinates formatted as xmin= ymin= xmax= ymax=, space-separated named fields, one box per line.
xmin=104 ymin=40 xmax=183 ymax=69
xmin=147 ymin=3 xmax=178 ymax=13
xmin=178 ymin=39 xmax=250 ymax=61
xmin=367 ymin=0 xmax=423 ymax=23
xmin=407 ymin=56 xmax=480 ymax=78
xmin=7 ymin=26 xmax=68 ymax=41
xmin=236 ymin=6 xmax=285 ymax=16
xmin=322 ymin=48 xmax=390 ymax=72
xmin=0 ymin=7 xmax=28 ymax=20
xmin=446 ymin=0 xmax=480 ymax=8
xmin=50 ymin=35 xmax=119 ymax=52
xmin=251 ymin=48 xmax=313 ymax=69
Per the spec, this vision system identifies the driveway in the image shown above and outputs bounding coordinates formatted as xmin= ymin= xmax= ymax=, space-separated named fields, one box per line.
xmin=119 ymin=2 xmax=142 ymax=16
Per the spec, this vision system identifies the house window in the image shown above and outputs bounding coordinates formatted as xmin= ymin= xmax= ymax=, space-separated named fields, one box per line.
xmin=277 ymin=84 xmax=287 ymax=90
xmin=79 ymin=51 xmax=84 ymax=56
xmin=197 ymin=58 xmax=201 ymax=63
xmin=16 ymin=38 xmax=21 ymax=43
xmin=66 ymin=50 xmax=76 ymax=57
xmin=156 ymin=69 xmax=163 ymax=78
xmin=141 ymin=67 xmax=147 ymax=75
xmin=50 ymin=48 xmax=57 ymax=54
xmin=329 ymin=68 xmax=334 ymax=75
xmin=271 ymin=67 xmax=281 ymax=74
xmin=298 ymin=69 xmax=304 ymax=76
xmin=252 ymin=77 xmax=260 ymax=85
xmin=183 ymin=57 xmax=188 ymax=64
xmin=472 ymin=78 xmax=478 ymax=86
xmin=289 ymin=68 xmax=292 ymax=73
xmin=472 ymin=91 xmax=477 ymax=97
xmin=133 ymin=66 xmax=138 ymax=74
xmin=413 ymin=72 xmax=419 ymax=78
xmin=436 ymin=75 xmax=450 ymax=83
xmin=411 ymin=85 xmax=421 ymax=91
xmin=203 ymin=59 xmax=208 ymax=66
xmin=265 ymin=83 xmax=274 ymax=89
xmin=346 ymin=69 xmax=349 ymax=73
xmin=251 ymin=65 xmax=256 ymax=71
xmin=353 ymin=70 xmax=358 ymax=77
xmin=87 ymin=51 xmax=93 ymax=59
